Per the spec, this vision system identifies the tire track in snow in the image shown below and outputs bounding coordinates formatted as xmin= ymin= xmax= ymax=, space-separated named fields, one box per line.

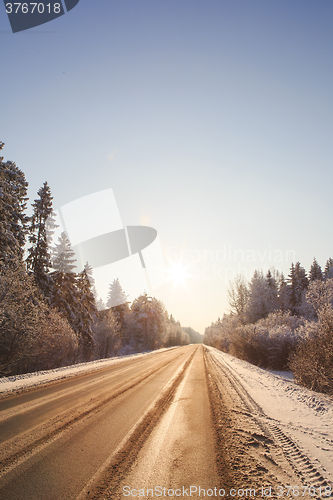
xmin=206 ymin=348 xmax=333 ymax=496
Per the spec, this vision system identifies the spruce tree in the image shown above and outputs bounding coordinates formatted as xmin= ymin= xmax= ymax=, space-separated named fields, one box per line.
xmin=26 ymin=182 xmax=55 ymax=299
xmin=324 ymin=258 xmax=333 ymax=279
xmin=0 ymin=142 xmax=29 ymax=265
xmin=277 ymin=272 xmax=289 ymax=311
xmin=106 ymin=278 xmax=129 ymax=337
xmin=287 ymin=263 xmax=297 ymax=313
xmin=50 ymin=232 xmax=79 ymax=344
xmin=76 ymin=267 xmax=96 ymax=358
xmin=83 ymin=261 xmax=98 ymax=301
xmin=309 ymin=258 xmax=323 ymax=282
xmin=287 ymin=262 xmax=308 ymax=314
xmin=295 ymin=262 xmax=309 ymax=296
xmin=246 ymin=270 xmax=269 ymax=323
xmin=106 ymin=278 xmax=128 ymax=308
xmin=83 ymin=262 xmax=94 ymax=285
xmin=51 ymin=231 xmax=77 ymax=272
xmin=50 ymin=271 xmax=80 ymax=334
xmin=265 ymin=269 xmax=279 ymax=312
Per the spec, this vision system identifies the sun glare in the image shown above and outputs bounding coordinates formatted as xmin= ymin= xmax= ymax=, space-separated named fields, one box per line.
xmin=166 ymin=259 xmax=192 ymax=289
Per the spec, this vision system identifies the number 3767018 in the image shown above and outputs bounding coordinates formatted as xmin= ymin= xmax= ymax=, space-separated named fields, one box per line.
xmin=5 ymin=3 xmax=62 ymax=14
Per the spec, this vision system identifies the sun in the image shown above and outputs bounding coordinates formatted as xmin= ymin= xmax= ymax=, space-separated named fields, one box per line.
xmin=165 ymin=259 xmax=192 ymax=289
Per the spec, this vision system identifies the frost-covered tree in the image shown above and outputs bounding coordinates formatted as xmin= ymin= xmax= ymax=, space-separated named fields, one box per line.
xmin=296 ymin=262 xmax=309 ymax=288
xmin=246 ymin=270 xmax=269 ymax=323
xmin=0 ymin=260 xmax=78 ymax=375
xmin=106 ymin=278 xmax=128 ymax=308
xmin=50 ymin=270 xmax=80 ymax=332
xmin=164 ymin=314 xmax=189 ymax=346
xmin=131 ymin=292 xmax=165 ymax=350
xmin=305 ymin=277 xmax=333 ymax=313
xmin=0 ymin=142 xmax=29 ymax=265
xmin=50 ymin=232 xmax=80 ymax=341
xmin=309 ymin=258 xmax=323 ymax=282
xmin=106 ymin=278 xmax=129 ymax=336
xmin=287 ymin=262 xmax=308 ymax=314
xmin=75 ymin=267 xmax=97 ymax=359
xmin=244 ymin=269 xmax=280 ymax=323
xmin=265 ymin=269 xmax=280 ymax=312
xmin=50 ymin=267 xmax=96 ymax=361
xmin=277 ymin=272 xmax=290 ymax=311
xmin=227 ymin=275 xmax=249 ymax=322
xmin=287 ymin=263 xmax=297 ymax=312
xmin=0 ymin=261 xmax=37 ymax=374
xmin=83 ymin=261 xmax=95 ymax=289
xmin=51 ymin=231 xmax=77 ymax=273
xmin=92 ymin=308 xmax=121 ymax=358
xmin=96 ymin=297 xmax=106 ymax=311
xmin=203 ymin=314 xmax=242 ymax=353
xmin=182 ymin=326 xmax=202 ymax=344
xmin=26 ymin=182 xmax=55 ymax=299
xmin=204 ymin=309 xmax=303 ymax=370
xmin=324 ymin=258 xmax=333 ymax=280
xmin=82 ymin=261 xmax=99 ymax=303
xmin=290 ymin=279 xmax=333 ymax=394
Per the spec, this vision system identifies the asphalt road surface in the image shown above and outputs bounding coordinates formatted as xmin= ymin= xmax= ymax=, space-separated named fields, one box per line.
xmin=0 ymin=345 xmax=327 ymax=500
xmin=0 ymin=345 xmax=209 ymax=500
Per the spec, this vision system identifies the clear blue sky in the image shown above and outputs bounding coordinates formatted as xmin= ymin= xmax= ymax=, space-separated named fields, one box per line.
xmin=1 ymin=0 xmax=333 ymax=333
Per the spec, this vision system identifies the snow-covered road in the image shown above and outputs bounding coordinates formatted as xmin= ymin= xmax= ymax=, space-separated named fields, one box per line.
xmin=0 ymin=347 xmax=177 ymax=396
xmin=1 ymin=345 xmax=332 ymax=499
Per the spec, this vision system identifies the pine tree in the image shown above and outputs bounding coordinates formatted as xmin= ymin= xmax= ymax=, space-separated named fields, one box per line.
xmin=106 ymin=278 xmax=129 ymax=338
xmin=295 ymin=262 xmax=309 ymax=300
xmin=309 ymin=258 xmax=323 ymax=282
xmin=83 ymin=262 xmax=95 ymax=286
xmin=51 ymin=231 xmax=77 ymax=272
xmin=76 ymin=267 xmax=97 ymax=358
xmin=106 ymin=278 xmax=128 ymax=308
xmin=96 ymin=297 xmax=106 ymax=311
xmin=287 ymin=263 xmax=297 ymax=313
xmin=45 ymin=208 xmax=58 ymax=251
xmin=26 ymin=182 xmax=55 ymax=299
xmin=324 ymin=258 xmax=333 ymax=279
xmin=131 ymin=292 xmax=165 ymax=350
xmin=265 ymin=269 xmax=279 ymax=312
xmin=50 ymin=271 xmax=79 ymax=329
xmin=287 ymin=262 xmax=308 ymax=314
xmin=50 ymin=232 xmax=79 ymax=346
xmin=0 ymin=142 xmax=29 ymax=265
xmin=165 ymin=314 xmax=188 ymax=346
xmin=246 ymin=270 xmax=269 ymax=323
xmin=83 ymin=261 xmax=98 ymax=301
xmin=277 ymin=272 xmax=289 ymax=311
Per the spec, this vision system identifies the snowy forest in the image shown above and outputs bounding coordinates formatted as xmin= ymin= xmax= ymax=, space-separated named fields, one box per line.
xmin=0 ymin=142 xmax=201 ymax=377
xmin=204 ymin=260 xmax=333 ymax=394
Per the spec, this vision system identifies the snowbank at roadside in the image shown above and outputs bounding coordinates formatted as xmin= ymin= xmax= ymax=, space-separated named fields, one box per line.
xmin=207 ymin=346 xmax=333 ymax=484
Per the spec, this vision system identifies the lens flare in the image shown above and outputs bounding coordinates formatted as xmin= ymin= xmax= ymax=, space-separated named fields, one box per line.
xmin=165 ymin=259 xmax=193 ymax=289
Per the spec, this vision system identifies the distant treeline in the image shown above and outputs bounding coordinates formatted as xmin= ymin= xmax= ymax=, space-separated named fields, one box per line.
xmin=181 ymin=326 xmax=203 ymax=344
